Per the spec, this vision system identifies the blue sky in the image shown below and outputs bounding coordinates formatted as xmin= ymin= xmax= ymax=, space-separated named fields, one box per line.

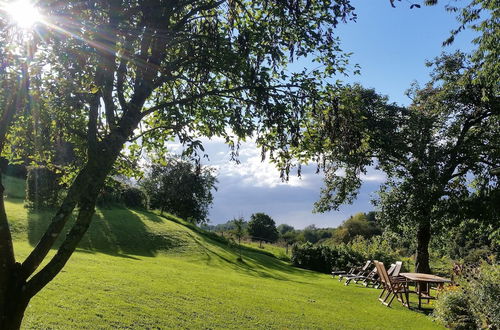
xmin=174 ymin=1 xmax=477 ymax=229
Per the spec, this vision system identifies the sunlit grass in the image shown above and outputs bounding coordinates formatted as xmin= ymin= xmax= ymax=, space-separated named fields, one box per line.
xmin=5 ymin=176 xmax=441 ymax=329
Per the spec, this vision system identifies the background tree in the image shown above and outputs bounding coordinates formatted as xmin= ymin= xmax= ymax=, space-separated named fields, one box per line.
xmin=277 ymin=224 xmax=294 ymax=236
xmin=0 ymin=0 xmax=357 ymax=327
xmin=231 ymin=217 xmax=246 ymax=261
xmin=277 ymin=224 xmax=299 ymax=254
xmin=281 ymin=230 xmax=299 ymax=255
xmin=247 ymin=213 xmax=279 ymax=247
xmin=141 ymin=157 xmax=217 ymax=223
xmin=331 ymin=213 xmax=381 ymax=244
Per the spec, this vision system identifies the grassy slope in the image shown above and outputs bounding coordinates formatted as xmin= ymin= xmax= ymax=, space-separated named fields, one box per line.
xmin=5 ymin=176 xmax=441 ymax=329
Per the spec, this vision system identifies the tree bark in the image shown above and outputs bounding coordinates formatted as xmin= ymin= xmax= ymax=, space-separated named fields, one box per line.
xmin=0 ymin=262 xmax=30 ymax=330
xmin=0 ymin=177 xmax=17 ymax=328
xmin=415 ymin=220 xmax=431 ymax=274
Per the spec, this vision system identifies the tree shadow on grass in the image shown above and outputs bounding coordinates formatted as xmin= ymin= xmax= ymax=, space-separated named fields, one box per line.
xmin=183 ymin=230 xmax=317 ymax=283
xmin=27 ymin=206 xmax=181 ymax=258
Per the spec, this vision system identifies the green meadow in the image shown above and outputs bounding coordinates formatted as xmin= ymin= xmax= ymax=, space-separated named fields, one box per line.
xmin=5 ymin=176 xmax=441 ymax=329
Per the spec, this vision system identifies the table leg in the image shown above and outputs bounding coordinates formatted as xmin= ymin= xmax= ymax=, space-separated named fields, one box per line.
xmin=417 ymin=281 xmax=422 ymax=309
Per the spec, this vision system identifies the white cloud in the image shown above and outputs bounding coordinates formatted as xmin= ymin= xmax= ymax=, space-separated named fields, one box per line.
xmin=165 ymin=135 xmax=384 ymax=227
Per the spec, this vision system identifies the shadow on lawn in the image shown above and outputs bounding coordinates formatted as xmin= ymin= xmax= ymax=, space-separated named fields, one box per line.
xmin=27 ymin=207 xmax=180 ymax=258
xmin=183 ymin=229 xmax=316 ymax=283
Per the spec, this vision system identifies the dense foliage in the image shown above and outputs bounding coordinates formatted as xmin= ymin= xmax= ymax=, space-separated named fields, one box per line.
xmin=247 ymin=213 xmax=279 ymax=244
xmin=434 ymin=262 xmax=500 ymax=329
xmin=97 ymin=180 xmax=148 ymax=209
xmin=141 ymin=158 xmax=217 ymax=224
xmin=329 ymin=212 xmax=381 ymax=243
xmin=291 ymin=236 xmax=400 ymax=274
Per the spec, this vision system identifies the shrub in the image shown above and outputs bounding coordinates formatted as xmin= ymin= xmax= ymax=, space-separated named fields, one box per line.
xmin=97 ymin=180 xmax=147 ymax=209
xmin=122 ymin=186 xmax=148 ymax=209
xmin=291 ymin=243 xmax=363 ymax=274
xmin=433 ymin=288 xmax=475 ymax=330
xmin=96 ymin=181 xmax=123 ymax=207
xmin=434 ymin=262 xmax=500 ymax=329
xmin=465 ymin=262 xmax=500 ymax=328
xmin=5 ymin=163 xmax=27 ymax=178
xmin=348 ymin=236 xmax=400 ymax=267
xmin=291 ymin=236 xmax=401 ymax=274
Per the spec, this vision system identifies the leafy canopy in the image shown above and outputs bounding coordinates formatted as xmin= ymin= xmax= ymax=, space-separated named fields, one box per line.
xmin=247 ymin=212 xmax=279 ymax=243
xmin=141 ymin=157 xmax=217 ymax=224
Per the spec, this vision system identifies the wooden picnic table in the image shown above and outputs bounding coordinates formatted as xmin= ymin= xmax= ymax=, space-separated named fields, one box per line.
xmin=400 ymin=272 xmax=451 ymax=309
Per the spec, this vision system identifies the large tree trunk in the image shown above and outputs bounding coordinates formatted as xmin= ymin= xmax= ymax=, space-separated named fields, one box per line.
xmin=0 ymin=262 xmax=30 ymax=330
xmin=415 ymin=221 xmax=431 ymax=274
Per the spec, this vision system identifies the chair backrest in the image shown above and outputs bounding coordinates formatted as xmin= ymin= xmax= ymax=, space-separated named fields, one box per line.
xmin=361 ymin=260 xmax=372 ymax=271
xmin=386 ymin=263 xmax=396 ymax=276
xmin=366 ymin=267 xmax=378 ymax=279
xmin=392 ymin=261 xmax=403 ymax=277
xmin=374 ymin=261 xmax=391 ymax=286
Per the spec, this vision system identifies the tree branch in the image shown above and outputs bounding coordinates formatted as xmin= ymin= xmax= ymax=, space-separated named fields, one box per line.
xmin=141 ymin=84 xmax=298 ymax=118
xmin=20 ymin=166 xmax=91 ymax=278
xmin=25 ymin=195 xmax=98 ymax=298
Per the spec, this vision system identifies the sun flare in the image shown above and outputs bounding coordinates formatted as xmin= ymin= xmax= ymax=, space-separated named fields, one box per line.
xmin=4 ymin=0 xmax=41 ymax=29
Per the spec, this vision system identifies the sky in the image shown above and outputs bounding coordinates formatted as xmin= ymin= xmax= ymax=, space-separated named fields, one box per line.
xmin=172 ymin=1 xmax=478 ymax=229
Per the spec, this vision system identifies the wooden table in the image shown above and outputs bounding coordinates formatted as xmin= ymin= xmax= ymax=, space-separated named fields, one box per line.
xmin=400 ymin=273 xmax=451 ymax=309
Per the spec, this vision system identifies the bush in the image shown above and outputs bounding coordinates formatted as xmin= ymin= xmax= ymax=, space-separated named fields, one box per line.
xmin=96 ymin=181 xmax=123 ymax=207
xmin=97 ymin=180 xmax=147 ymax=209
xmin=434 ymin=288 xmax=475 ymax=330
xmin=122 ymin=186 xmax=148 ymax=209
xmin=348 ymin=236 xmax=400 ymax=267
xmin=291 ymin=243 xmax=363 ymax=274
xmin=434 ymin=262 xmax=500 ymax=329
xmin=25 ymin=166 xmax=61 ymax=209
xmin=5 ymin=163 xmax=27 ymax=178
xmin=291 ymin=236 xmax=401 ymax=274
xmin=466 ymin=263 xmax=500 ymax=328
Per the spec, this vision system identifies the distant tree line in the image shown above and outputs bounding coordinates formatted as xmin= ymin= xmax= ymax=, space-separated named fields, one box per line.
xmin=205 ymin=211 xmax=382 ymax=248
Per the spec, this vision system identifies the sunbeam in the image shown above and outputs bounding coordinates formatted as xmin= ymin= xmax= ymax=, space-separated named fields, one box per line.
xmin=4 ymin=0 xmax=41 ymax=29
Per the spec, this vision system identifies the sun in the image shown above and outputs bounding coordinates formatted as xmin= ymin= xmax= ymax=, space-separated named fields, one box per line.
xmin=4 ymin=0 xmax=41 ymax=29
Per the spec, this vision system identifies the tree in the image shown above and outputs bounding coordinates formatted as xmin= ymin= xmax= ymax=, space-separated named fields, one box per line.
xmin=332 ymin=213 xmax=381 ymax=244
xmin=296 ymin=53 xmax=499 ymax=273
xmin=247 ymin=213 xmax=279 ymax=247
xmin=281 ymin=230 xmax=299 ymax=255
xmin=277 ymin=224 xmax=294 ymax=235
xmin=141 ymin=157 xmax=217 ymax=223
xmin=0 ymin=1 xmax=358 ymax=327
xmin=231 ymin=217 xmax=246 ymax=260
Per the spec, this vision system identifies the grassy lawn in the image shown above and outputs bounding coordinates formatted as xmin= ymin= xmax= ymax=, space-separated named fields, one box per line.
xmin=241 ymin=240 xmax=289 ymax=258
xmin=5 ymin=176 xmax=441 ymax=329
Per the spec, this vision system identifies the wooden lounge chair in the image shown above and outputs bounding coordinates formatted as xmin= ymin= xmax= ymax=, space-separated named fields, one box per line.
xmin=374 ymin=260 xmax=410 ymax=308
xmin=344 ymin=266 xmax=378 ymax=286
xmin=331 ymin=264 xmax=356 ymax=278
xmin=338 ymin=260 xmax=372 ymax=282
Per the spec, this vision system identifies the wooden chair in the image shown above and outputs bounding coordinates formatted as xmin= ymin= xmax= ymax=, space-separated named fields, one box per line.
xmin=376 ymin=261 xmax=404 ymax=296
xmin=374 ymin=260 xmax=410 ymax=308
